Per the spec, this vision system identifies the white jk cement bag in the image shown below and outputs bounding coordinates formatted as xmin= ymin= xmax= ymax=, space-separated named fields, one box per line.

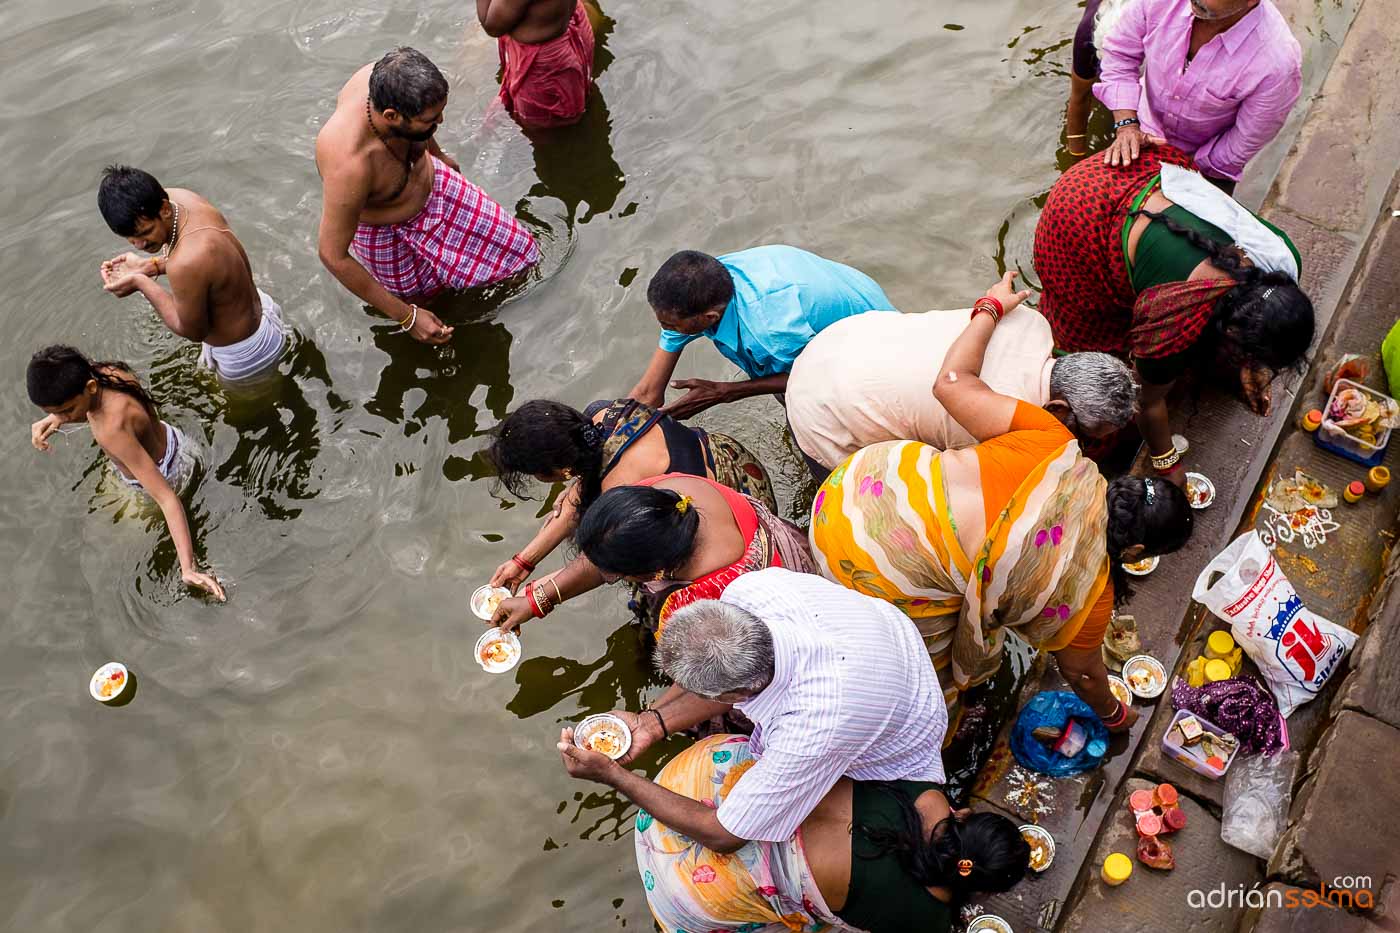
xmin=1192 ymin=531 xmax=1357 ymax=717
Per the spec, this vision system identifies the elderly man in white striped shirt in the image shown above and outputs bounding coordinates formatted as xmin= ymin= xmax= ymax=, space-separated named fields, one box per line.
xmin=557 ymin=567 xmax=948 ymax=852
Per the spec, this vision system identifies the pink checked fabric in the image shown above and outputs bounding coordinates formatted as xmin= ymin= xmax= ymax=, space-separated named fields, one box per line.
xmin=351 ymin=156 xmax=540 ymax=298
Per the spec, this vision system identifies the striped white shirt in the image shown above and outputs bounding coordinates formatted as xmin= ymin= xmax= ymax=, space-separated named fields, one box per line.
xmin=714 ymin=567 xmax=948 ymax=843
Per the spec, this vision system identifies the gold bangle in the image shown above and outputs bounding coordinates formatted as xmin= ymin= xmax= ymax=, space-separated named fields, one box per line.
xmin=395 ymin=305 xmax=414 ymax=327
xmin=1149 ymin=448 xmax=1180 ymax=470
xmin=548 ymin=578 xmax=564 ymax=605
xmin=1065 ymin=133 xmax=1087 ymax=139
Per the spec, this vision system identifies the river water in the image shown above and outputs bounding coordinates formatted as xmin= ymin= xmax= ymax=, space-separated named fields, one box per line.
xmin=0 ymin=0 xmax=1350 ymax=930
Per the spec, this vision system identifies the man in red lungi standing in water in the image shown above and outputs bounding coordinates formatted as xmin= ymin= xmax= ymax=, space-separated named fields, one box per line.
xmin=316 ymin=48 xmax=540 ymax=344
xmin=478 ymin=0 xmax=596 ymax=128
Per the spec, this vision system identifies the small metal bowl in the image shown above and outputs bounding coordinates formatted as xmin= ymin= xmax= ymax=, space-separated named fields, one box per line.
xmin=1122 ymin=654 xmax=1168 ymax=699
xmin=1122 ymin=555 xmax=1160 ymax=576
xmin=967 ymin=916 xmax=1015 ymax=933
xmin=1185 ymin=472 xmax=1216 ymax=510
xmin=1020 ymin=824 xmax=1056 ymax=872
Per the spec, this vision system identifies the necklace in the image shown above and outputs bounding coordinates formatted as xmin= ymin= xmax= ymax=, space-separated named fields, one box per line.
xmin=366 ymin=96 xmax=413 ymax=196
xmin=162 ymin=202 xmax=181 ymax=259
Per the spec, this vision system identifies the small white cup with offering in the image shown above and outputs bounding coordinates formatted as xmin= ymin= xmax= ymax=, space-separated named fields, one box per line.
xmin=1122 ymin=654 xmax=1167 ymax=699
xmin=89 ymin=661 xmax=130 ymax=703
xmin=573 ymin=713 xmax=633 ymax=761
xmin=1019 ymin=824 xmax=1056 ymax=872
xmin=475 ymin=628 xmax=522 ymax=674
xmin=1184 ymin=472 xmax=1216 ymax=509
xmin=470 ymin=584 xmax=512 ymax=622
xmin=1122 ymin=555 xmax=1159 ymax=576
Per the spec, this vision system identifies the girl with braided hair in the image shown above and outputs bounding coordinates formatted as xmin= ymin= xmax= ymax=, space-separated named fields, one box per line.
xmin=483 ymin=398 xmax=776 ymax=605
xmin=26 ymin=345 xmax=224 ymax=600
xmin=1034 ymin=146 xmax=1313 ymax=484
xmin=630 ymin=734 xmax=1029 ymax=932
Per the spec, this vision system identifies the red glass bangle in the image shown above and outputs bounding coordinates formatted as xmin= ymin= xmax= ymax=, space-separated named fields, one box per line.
xmin=525 ymin=586 xmax=545 ymax=619
xmin=1103 ymin=700 xmax=1129 ymax=728
xmin=511 ymin=553 xmax=535 ymax=572
xmin=978 ymin=294 xmax=1004 ymax=315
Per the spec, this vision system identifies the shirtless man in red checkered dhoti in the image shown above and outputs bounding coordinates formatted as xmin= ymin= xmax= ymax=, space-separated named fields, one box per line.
xmin=477 ymin=0 xmax=596 ymax=129
xmin=316 ymin=47 xmax=540 ymax=344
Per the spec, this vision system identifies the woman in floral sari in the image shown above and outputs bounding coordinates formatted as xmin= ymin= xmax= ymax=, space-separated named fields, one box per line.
xmin=484 ymin=398 xmax=776 ymax=595
xmin=1033 ymin=146 xmax=1313 ymax=482
xmin=557 ymin=732 xmax=1029 ymax=933
xmin=810 ymin=274 xmax=1193 ymax=732
xmin=489 ymin=473 xmax=813 ymax=633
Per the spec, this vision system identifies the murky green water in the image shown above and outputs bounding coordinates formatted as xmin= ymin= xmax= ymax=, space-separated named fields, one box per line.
xmin=0 ymin=0 xmax=1354 ymax=929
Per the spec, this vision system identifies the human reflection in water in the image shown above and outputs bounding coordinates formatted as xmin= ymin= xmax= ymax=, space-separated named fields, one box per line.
xmin=511 ymin=2 xmax=626 ymax=231
xmin=365 ymin=285 xmax=517 ymax=452
xmin=211 ymin=336 xmax=347 ymax=521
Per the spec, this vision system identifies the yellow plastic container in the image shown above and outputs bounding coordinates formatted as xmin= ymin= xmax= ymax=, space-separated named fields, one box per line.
xmin=1205 ymin=630 xmax=1235 ymax=660
xmin=1204 ymin=659 xmax=1232 ymax=683
xmin=1301 ymin=409 xmax=1323 ymax=432
xmin=1102 ymin=852 xmax=1133 ymax=886
xmin=1184 ymin=656 xmax=1208 ymax=688
xmin=1367 ymin=466 xmax=1391 ymax=493
xmin=1344 ymin=481 xmax=1366 ymax=504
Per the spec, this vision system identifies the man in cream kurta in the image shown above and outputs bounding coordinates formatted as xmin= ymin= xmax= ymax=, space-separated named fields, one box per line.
xmin=787 ymin=305 xmax=1137 ymax=470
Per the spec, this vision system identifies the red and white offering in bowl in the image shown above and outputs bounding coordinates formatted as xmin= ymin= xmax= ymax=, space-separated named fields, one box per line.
xmin=89 ymin=662 xmax=130 ymax=703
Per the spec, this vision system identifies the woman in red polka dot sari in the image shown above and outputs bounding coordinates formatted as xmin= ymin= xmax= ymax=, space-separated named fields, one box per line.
xmin=1032 ymin=145 xmax=1313 ymax=483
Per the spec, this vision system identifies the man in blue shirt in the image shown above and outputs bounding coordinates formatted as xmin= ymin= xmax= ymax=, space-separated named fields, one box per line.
xmin=627 ymin=245 xmax=896 ymax=420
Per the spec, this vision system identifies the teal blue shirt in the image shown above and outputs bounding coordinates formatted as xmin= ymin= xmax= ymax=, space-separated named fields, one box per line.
xmin=658 ymin=245 xmax=895 ymax=378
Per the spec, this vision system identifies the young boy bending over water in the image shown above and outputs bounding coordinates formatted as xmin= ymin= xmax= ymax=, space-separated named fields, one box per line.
xmin=27 ymin=346 xmax=226 ymax=600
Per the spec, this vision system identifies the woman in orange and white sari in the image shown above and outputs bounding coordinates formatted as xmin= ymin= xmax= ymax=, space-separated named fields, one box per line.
xmin=810 ymin=274 xmax=1193 ymax=734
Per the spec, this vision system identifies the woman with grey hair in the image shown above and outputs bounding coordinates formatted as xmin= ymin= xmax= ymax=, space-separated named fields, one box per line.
xmin=785 ymin=289 xmax=1140 ymax=475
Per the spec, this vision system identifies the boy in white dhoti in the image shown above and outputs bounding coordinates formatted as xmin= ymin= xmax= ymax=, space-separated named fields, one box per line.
xmin=97 ymin=165 xmax=286 ymax=383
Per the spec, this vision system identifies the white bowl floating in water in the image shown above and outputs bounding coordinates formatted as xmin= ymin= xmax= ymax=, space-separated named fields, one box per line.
xmin=89 ymin=661 xmax=130 ymax=703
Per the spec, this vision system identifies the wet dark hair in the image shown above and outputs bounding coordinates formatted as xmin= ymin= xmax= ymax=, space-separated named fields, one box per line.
xmin=369 ymin=47 xmax=449 ymax=117
xmin=576 ymin=485 xmax=700 ymax=577
xmin=97 ymin=165 xmax=167 ymax=236
xmin=646 ymin=250 xmax=735 ymax=319
xmin=858 ymin=785 xmax=1030 ymax=904
xmin=1132 ymin=210 xmax=1314 ymax=375
xmin=1105 ymin=475 xmax=1193 ymax=603
xmin=485 ymin=400 xmax=606 ymax=507
xmin=26 ymin=345 xmax=158 ymax=417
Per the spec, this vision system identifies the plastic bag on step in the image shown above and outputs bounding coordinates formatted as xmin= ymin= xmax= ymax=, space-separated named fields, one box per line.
xmin=1220 ymin=750 xmax=1298 ymax=859
xmin=1191 ymin=531 xmax=1357 ymax=716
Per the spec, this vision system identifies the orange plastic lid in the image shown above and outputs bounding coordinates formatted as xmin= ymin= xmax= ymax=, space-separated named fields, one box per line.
xmin=1348 ymin=480 xmax=1367 ymax=494
xmin=1155 ymin=783 xmax=1178 ymax=806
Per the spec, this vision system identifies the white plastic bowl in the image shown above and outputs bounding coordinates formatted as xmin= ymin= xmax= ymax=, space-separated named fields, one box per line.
xmin=573 ymin=713 xmax=632 ymax=760
xmin=89 ymin=661 xmax=130 ymax=703
xmin=474 ymin=629 xmax=522 ymax=674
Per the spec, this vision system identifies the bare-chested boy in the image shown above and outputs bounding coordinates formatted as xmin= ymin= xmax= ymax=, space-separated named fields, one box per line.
xmin=98 ymin=166 xmax=286 ymax=383
xmin=28 ymin=345 xmax=225 ymax=600
xmin=316 ymin=47 xmax=540 ymax=345
xmin=478 ymin=0 xmax=596 ymax=128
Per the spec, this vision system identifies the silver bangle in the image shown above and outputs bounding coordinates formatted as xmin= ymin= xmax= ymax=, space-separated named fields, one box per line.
xmin=399 ymin=305 xmax=418 ymax=334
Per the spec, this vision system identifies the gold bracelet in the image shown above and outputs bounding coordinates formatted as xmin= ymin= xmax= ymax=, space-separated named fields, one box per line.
xmin=548 ymin=578 xmax=564 ymax=605
xmin=1149 ymin=447 xmax=1180 ymax=470
xmin=395 ymin=305 xmax=414 ymax=327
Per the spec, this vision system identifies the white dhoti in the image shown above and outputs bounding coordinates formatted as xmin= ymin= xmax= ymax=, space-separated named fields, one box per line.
xmin=116 ymin=422 xmax=194 ymax=493
xmin=199 ymin=289 xmax=287 ymax=382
